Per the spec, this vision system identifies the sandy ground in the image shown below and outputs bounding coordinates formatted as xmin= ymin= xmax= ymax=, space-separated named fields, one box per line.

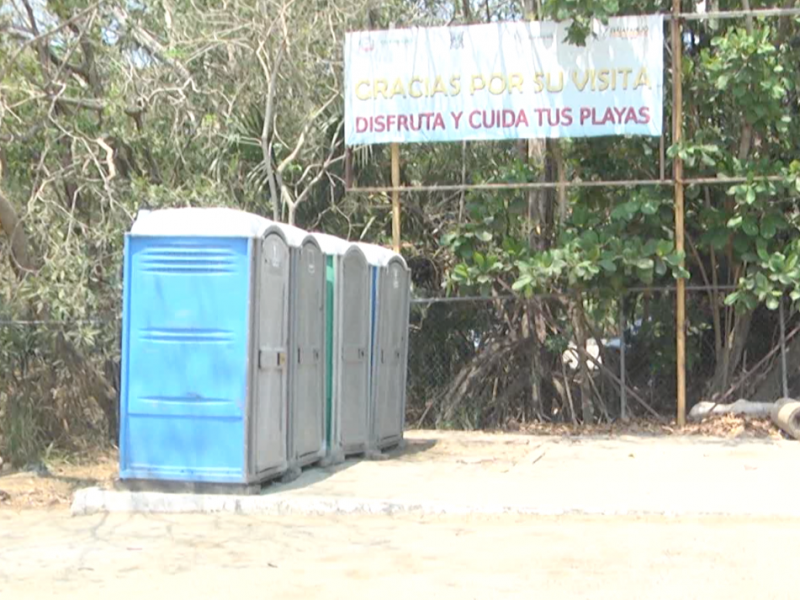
xmin=0 ymin=415 xmax=784 ymax=511
xmin=2 ymin=428 xmax=800 ymax=598
xmin=213 ymin=429 xmax=800 ymax=517
xmin=2 ymin=510 xmax=800 ymax=600
xmin=4 ymin=426 xmax=800 ymax=517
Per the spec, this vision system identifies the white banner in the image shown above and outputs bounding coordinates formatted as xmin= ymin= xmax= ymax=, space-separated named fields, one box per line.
xmin=344 ymin=15 xmax=664 ymax=145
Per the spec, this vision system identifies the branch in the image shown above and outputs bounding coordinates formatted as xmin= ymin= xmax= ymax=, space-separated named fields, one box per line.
xmin=109 ymin=6 xmax=193 ymax=84
xmin=291 ymin=122 xmax=344 ymax=208
xmin=275 ymin=91 xmax=338 ymax=175
xmin=258 ymin=40 xmax=286 ymax=221
xmin=96 ymin=137 xmax=116 ymax=180
xmin=0 ymin=0 xmax=104 ymax=82
xmin=53 ymin=96 xmax=106 ymax=111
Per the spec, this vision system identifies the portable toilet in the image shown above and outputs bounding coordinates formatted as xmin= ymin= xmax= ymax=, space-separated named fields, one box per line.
xmin=119 ymin=207 xmax=289 ymax=486
xmin=357 ymin=244 xmax=411 ymax=451
xmin=373 ymin=253 xmax=411 ymax=450
xmin=308 ymin=232 xmax=348 ymax=463
xmin=310 ymin=233 xmax=372 ymax=461
xmin=286 ymin=230 xmax=326 ymax=474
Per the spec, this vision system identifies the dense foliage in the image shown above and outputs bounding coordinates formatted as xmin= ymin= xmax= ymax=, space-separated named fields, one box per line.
xmin=2 ymin=0 xmax=800 ymax=461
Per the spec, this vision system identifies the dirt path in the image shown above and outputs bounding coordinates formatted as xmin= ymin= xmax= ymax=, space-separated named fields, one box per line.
xmin=2 ymin=510 xmax=799 ymax=599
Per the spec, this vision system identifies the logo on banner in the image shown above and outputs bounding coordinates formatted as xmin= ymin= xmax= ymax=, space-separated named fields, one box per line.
xmin=358 ymin=36 xmax=375 ymax=52
xmin=450 ymin=30 xmax=464 ymax=50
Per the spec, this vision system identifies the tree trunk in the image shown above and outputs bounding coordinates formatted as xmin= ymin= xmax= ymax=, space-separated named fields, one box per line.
xmin=708 ymin=310 xmax=753 ymax=397
xmin=751 ymin=328 xmax=800 ymax=402
xmin=0 ymin=188 xmax=35 ymax=276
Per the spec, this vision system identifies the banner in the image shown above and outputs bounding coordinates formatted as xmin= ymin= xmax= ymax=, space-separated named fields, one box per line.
xmin=344 ymin=15 xmax=664 ymax=145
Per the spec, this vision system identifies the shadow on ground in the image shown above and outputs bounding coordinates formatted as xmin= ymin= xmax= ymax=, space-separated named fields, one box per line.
xmin=266 ymin=438 xmax=438 ymax=494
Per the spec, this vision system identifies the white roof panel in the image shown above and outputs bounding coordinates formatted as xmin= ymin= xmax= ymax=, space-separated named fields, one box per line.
xmin=263 ymin=222 xmax=309 ymax=248
xmin=130 ymin=207 xmax=272 ymax=238
xmin=309 ymin=232 xmax=351 ymax=256
xmin=356 ymin=242 xmax=401 ymax=267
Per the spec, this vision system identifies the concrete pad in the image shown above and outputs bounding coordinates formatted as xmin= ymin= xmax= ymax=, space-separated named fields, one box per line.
xmin=72 ymin=430 xmax=800 ymax=517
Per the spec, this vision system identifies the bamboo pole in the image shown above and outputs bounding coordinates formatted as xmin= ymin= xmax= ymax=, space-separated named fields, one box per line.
xmin=671 ymin=0 xmax=686 ymax=426
xmin=391 ymin=142 xmax=401 ymax=253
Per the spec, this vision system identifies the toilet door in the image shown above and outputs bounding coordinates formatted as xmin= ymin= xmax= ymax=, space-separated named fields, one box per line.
xmin=254 ymin=233 xmax=289 ymax=473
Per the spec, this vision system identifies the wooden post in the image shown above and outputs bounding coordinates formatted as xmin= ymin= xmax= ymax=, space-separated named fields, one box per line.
xmin=391 ymin=142 xmax=401 ymax=253
xmin=345 ymin=148 xmax=353 ymax=189
xmin=779 ymin=296 xmax=789 ymax=398
xmin=619 ymin=297 xmax=627 ymax=420
xmin=671 ymin=0 xmax=687 ymax=426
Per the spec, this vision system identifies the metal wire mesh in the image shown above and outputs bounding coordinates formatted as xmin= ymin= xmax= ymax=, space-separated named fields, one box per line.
xmin=406 ymin=287 xmax=793 ymax=428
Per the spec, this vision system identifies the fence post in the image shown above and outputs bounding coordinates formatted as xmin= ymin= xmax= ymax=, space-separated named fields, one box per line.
xmin=619 ymin=295 xmax=627 ymax=420
xmin=391 ymin=142 xmax=401 ymax=253
xmin=780 ymin=295 xmax=789 ymax=398
xmin=671 ymin=0 xmax=687 ymax=426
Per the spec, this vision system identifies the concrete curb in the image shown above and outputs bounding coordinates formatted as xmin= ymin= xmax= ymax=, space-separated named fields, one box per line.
xmin=71 ymin=487 xmax=800 ymax=519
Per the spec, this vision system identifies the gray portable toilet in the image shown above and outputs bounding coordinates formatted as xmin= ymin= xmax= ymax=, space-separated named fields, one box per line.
xmin=357 ymin=244 xmax=411 ymax=451
xmin=373 ymin=253 xmax=411 ymax=450
xmin=338 ymin=244 xmax=373 ymax=457
xmin=308 ymin=233 xmax=348 ymax=464
xmin=249 ymin=221 xmax=311 ymax=479
xmin=257 ymin=222 xmax=327 ymax=479
xmin=287 ymin=232 xmax=326 ymax=474
xmin=310 ymin=234 xmax=372 ymax=461
xmin=120 ymin=207 xmax=289 ymax=486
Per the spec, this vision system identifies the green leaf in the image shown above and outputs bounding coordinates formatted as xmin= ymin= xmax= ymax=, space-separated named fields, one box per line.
xmin=665 ymin=252 xmax=684 ymax=267
xmin=727 ymin=215 xmax=743 ymax=228
xmin=512 ymin=274 xmax=533 ymax=291
xmin=733 ymin=234 xmax=751 ymax=256
xmin=640 ymin=201 xmax=658 ymax=215
xmin=581 ymin=230 xmax=600 ymax=247
xmin=638 ymin=268 xmax=654 ymax=285
xmin=637 ymin=258 xmax=655 ymax=270
xmin=473 ymin=252 xmax=485 ymax=269
xmin=768 ymin=254 xmax=785 ymax=272
xmin=743 ymin=216 xmax=759 ymax=237
xmin=452 ymin=263 xmax=471 ymax=281
xmin=599 ymin=259 xmax=617 ymax=273
xmin=756 ymin=238 xmax=770 ymax=261
xmin=761 ymin=213 xmax=783 ymax=239
xmin=656 ymin=240 xmax=674 ymax=256
xmin=724 ymin=291 xmax=740 ymax=306
xmin=476 ymin=230 xmax=493 ymax=242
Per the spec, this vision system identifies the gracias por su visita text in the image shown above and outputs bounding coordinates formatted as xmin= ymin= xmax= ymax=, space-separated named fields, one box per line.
xmin=353 ymin=68 xmax=656 ymax=133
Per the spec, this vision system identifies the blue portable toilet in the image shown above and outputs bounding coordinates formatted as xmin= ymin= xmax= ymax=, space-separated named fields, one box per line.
xmin=119 ymin=207 xmax=290 ymax=485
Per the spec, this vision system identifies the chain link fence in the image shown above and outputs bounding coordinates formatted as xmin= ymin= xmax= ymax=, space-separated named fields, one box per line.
xmin=406 ymin=287 xmax=796 ymax=429
xmin=1 ymin=285 xmax=797 ymax=463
